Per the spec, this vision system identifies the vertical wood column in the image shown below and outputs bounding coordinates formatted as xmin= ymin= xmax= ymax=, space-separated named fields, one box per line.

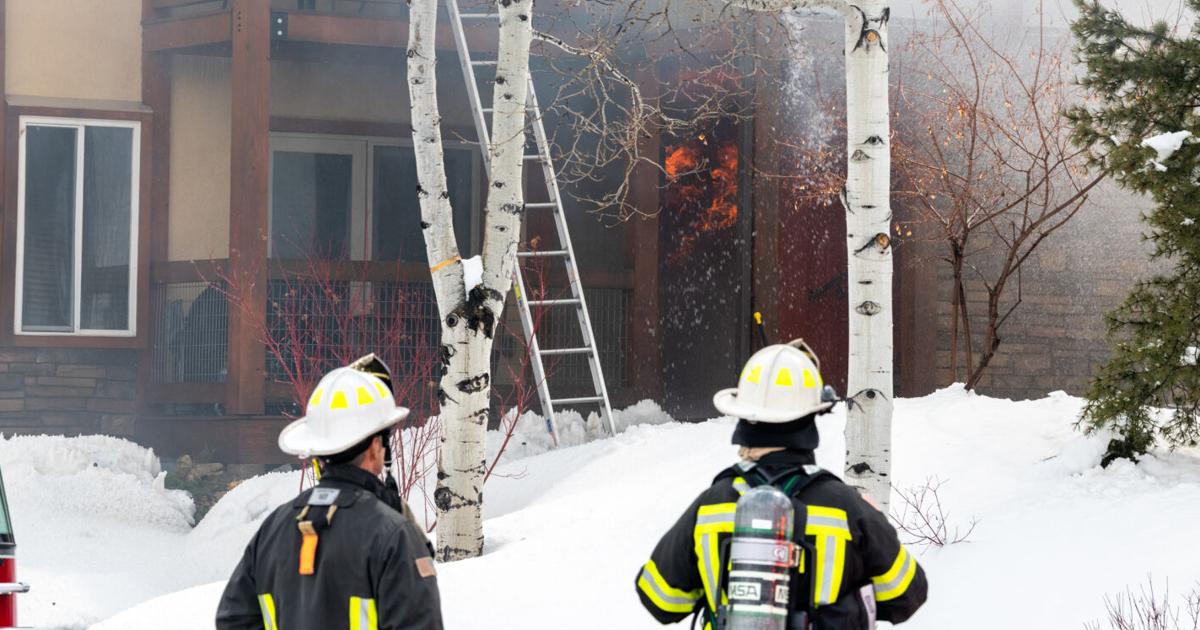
xmin=627 ymin=82 xmax=661 ymax=399
xmin=1 ymin=0 xmax=7 ymax=223
xmin=752 ymin=41 xmax=782 ymax=348
xmin=226 ymin=0 xmax=270 ymax=415
xmin=0 ymin=0 xmax=11 ymax=346
xmin=139 ymin=0 xmax=172 ymax=417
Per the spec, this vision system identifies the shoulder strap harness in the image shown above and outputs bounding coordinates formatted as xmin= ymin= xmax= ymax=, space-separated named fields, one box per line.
xmin=292 ymin=485 xmax=360 ymax=576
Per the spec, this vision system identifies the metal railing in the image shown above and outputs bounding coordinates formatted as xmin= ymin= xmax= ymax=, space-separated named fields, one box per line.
xmin=263 ymin=279 xmax=440 ymax=383
xmin=151 ymin=278 xmax=629 ymax=393
xmin=151 ymin=281 xmax=230 ymax=384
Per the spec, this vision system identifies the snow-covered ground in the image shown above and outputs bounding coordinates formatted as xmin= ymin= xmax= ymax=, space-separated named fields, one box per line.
xmin=4 ymin=388 xmax=1199 ymax=629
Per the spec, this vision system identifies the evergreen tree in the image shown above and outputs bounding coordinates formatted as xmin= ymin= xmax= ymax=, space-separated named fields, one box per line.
xmin=1068 ymin=0 xmax=1200 ymax=462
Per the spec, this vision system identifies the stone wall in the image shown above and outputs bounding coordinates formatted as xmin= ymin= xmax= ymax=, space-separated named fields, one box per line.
xmin=932 ymin=183 xmax=1164 ymax=400
xmin=0 ymin=348 xmax=138 ymax=436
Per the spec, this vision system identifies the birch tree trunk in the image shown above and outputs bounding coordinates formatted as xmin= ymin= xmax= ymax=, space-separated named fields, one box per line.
xmin=407 ymin=0 xmax=535 ymax=561
xmin=839 ymin=1 xmax=893 ymax=511
xmin=728 ymin=0 xmax=894 ymax=510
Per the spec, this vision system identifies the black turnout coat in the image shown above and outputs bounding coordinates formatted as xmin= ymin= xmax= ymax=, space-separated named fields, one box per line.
xmin=216 ymin=465 xmax=442 ymax=630
xmin=636 ymin=450 xmax=927 ymax=629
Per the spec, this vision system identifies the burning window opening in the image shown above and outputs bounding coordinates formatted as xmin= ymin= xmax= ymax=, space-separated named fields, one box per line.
xmin=664 ymin=133 xmax=740 ymax=264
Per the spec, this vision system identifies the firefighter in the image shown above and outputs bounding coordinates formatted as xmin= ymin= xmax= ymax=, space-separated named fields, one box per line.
xmin=635 ymin=340 xmax=927 ymax=629
xmin=217 ymin=355 xmax=442 ymax=630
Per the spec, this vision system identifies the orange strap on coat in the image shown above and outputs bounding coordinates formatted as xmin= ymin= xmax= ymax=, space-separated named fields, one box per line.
xmin=298 ymin=520 xmax=319 ymax=575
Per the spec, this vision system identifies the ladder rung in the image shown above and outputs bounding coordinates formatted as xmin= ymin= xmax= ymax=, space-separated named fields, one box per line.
xmin=527 ymin=298 xmax=581 ymax=306
xmin=524 ymin=154 xmax=545 ymax=161
xmin=551 ymin=396 xmax=605 ymax=406
xmin=458 ymin=13 xmax=497 ymax=19
xmin=471 ymin=60 xmax=497 ymax=66
xmin=540 ymin=347 xmax=594 ymax=356
xmin=517 ymin=250 xmax=569 ymax=258
xmin=526 ymin=202 xmax=558 ymax=209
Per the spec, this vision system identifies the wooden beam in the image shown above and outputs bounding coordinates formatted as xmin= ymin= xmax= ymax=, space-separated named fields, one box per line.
xmin=284 ymin=12 xmax=406 ymax=48
xmin=0 ymin=0 xmax=7 ymax=288
xmin=226 ymin=0 xmax=270 ymax=415
xmin=281 ymin=12 xmax=488 ymax=52
xmin=143 ymin=11 xmax=231 ymax=52
xmin=752 ymin=26 xmax=783 ymax=346
xmin=627 ymin=68 xmax=662 ymax=400
xmin=144 ymin=55 xmax=173 ymax=267
xmin=151 ymin=0 xmax=227 ymax=9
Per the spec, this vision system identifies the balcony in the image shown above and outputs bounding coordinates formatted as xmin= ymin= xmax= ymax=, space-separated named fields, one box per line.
xmin=144 ymin=0 xmax=420 ymax=54
xmin=147 ymin=261 xmax=632 ymax=416
xmin=149 ymin=0 xmax=407 ymax=19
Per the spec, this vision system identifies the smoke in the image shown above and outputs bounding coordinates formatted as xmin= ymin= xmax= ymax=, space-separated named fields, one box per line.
xmin=888 ymin=0 xmax=1193 ymax=29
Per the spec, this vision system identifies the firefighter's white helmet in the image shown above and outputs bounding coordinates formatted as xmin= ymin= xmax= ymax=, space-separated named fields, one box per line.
xmin=278 ymin=367 xmax=410 ymax=458
xmin=713 ymin=339 xmax=834 ymax=423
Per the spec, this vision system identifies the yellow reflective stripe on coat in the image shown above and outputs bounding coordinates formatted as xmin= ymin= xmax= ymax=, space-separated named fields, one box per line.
xmin=872 ymin=546 xmax=918 ymax=602
xmin=694 ymin=503 xmax=736 ymax=610
xmin=257 ymin=594 xmax=278 ymax=630
xmin=349 ymin=596 xmax=379 ymax=630
xmin=805 ymin=506 xmax=852 ymax=607
xmin=638 ymin=560 xmax=702 ymax=613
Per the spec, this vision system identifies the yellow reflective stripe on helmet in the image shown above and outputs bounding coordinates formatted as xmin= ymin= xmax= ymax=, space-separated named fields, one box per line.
xmin=744 ymin=365 xmax=763 ymax=384
xmin=775 ymin=367 xmax=794 ymax=387
xmin=805 ymin=506 xmax=851 ymax=607
xmin=802 ymin=369 xmax=817 ymax=388
xmin=872 ymin=547 xmax=918 ymax=602
xmin=356 ymin=386 xmax=375 ymax=405
xmin=309 ymin=388 xmax=324 ymax=407
xmin=349 ymin=596 xmax=379 ymax=630
xmin=637 ymin=560 xmax=702 ymax=613
xmin=694 ymin=503 xmax=736 ymax=610
xmin=331 ymin=391 xmax=349 ymax=410
xmin=257 ymin=594 xmax=278 ymax=630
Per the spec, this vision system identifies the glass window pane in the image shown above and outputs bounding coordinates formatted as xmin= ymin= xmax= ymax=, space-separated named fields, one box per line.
xmin=372 ymin=146 xmax=473 ymax=263
xmin=21 ymin=125 xmax=77 ymax=332
xmin=81 ymin=126 xmax=134 ymax=331
xmin=271 ymin=151 xmax=353 ymax=260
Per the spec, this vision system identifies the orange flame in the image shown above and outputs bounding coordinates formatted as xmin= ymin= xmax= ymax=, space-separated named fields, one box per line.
xmin=665 ymin=139 xmax=739 ymax=263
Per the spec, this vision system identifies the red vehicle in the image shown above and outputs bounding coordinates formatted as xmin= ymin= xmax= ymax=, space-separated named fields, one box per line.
xmin=0 ymin=466 xmax=28 ymax=629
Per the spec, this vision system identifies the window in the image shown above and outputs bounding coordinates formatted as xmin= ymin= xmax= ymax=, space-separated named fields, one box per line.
xmin=270 ymin=137 xmax=365 ymax=260
xmin=16 ymin=117 xmax=140 ymax=336
xmin=269 ymin=134 xmax=477 ymax=262
xmin=372 ymin=144 xmax=474 ymax=263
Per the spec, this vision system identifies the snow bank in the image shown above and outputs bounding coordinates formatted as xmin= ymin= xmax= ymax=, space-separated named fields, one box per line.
xmin=90 ymin=582 xmax=224 ymax=630
xmin=0 ymin=435 xmax=197 ymax=629
xmin=183 ymin=471 xmax=305 ymax=581
xmin=0 ymin=434 xmax=193 ymax=530
xmin=56 ymin=389 xmax=1200 ymax=629
xmin=485 ymin=399 xmax=675 ymax=463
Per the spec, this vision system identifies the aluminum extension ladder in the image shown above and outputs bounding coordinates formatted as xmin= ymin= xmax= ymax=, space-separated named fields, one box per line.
xmin=445 ymin=0 xmax=616 ymax=440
